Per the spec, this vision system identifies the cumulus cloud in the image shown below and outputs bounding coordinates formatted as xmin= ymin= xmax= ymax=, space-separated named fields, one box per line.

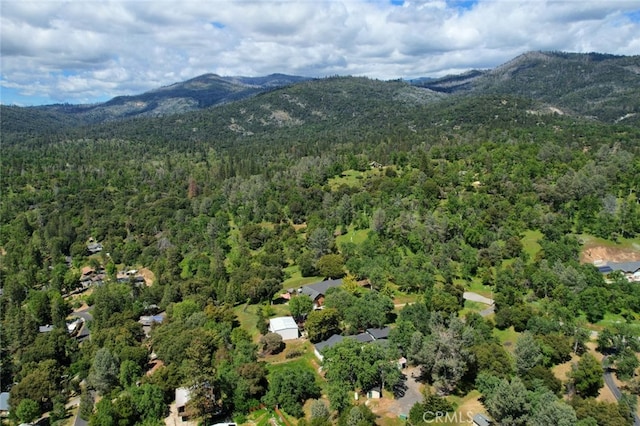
xmin=1 ymin=0 xmax=639 ymax=105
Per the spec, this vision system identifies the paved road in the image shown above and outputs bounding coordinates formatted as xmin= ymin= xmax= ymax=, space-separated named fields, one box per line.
xmin=602 ymin=356 xmax=640 ymax=426
xmin=463 ymin=292 xmax=494 ymax=305
xmin=463 ymin=292 xmax=495 ymax=317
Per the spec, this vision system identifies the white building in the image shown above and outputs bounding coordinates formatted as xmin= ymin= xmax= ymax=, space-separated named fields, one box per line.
xmin=268 ymin=316 xmax=299 ymax=340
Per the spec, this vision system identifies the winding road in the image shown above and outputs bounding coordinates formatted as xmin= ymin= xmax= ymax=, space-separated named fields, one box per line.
xmin=602 ymin=356 xmax=640 ymax=426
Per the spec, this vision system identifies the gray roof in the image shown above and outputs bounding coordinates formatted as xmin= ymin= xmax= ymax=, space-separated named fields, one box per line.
xmin=351 ymin=332 xmax=375 ymax=343
xmin=366 ymin=327 xmax=390 ymax=340
xmin=0 ymin=392 xmax=9 ymax=411
xmin=301 ymin=279 xmax=343 ymax=300
xmin=608 ymin=261 xmax=640 ymax=273
xmin=472 ymin=414 xmax=492 ymax=426
xmin=314 ymin=334 xmax=345 ymax=353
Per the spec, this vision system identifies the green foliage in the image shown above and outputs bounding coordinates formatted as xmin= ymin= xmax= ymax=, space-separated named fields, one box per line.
xmin=485 ymin=377 xmax=530 ymax=426
xmin=88 ymin=347 xmax=120 ymax=395
xmin=570 ymin=353 xmax=604 ymax=398
xmin=306 ymin=308 xmax=341 ymax=343
xmin=289 ymin=295 xmax=313 ymax=321
xmin=408 ymin=390 xmax=454 ymax=425
xmin=263 ymin=365 xmax=320 ymax=417
xmin=260 ymin=333 xmax=284 ymax=356
xmin=15 ymin=398 xmax=40 ymax=424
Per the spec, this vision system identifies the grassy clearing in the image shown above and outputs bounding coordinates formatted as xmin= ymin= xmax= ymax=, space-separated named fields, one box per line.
xmin=282 ymin=265 xmax=323 ymax=290
xmin=464 ymin=278 xmax=493 ymax=298
xmin=521 ymin=229 xmax=543 ymax=261
xmin=596 ymin=313 xmax=640 ymax=331
xmin=459 ymin=300 xmax=486 ymax=317
xmin=234 ymin=303 xmax=261 ymax=341
xmin=493 ymin=326 xmax=520 ymax=352
xmin=336 ymin=227 xmax=370 ymax=248
xmin=266 ymin=342 xmax=325 ymax=392
xmin=578 ymin=233 xmax=640 ymax=250
xmin=327 ymin=169 xmax=366 ymax=190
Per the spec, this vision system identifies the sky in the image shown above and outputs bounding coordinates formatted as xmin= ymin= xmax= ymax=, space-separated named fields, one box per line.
xmin=1 ymin=0 xmax=639 ymax=106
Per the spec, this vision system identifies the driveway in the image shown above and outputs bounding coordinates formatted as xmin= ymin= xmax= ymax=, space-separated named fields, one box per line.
xmin=602 ymin=356 xmax=640 ymax=426
xmin=71 ymin=307 xmax=93 ymax=342
xmin=386 ymin=366 xmax=423 ymax=417
xmin=463 ymin=292 xmax=494 ymax=305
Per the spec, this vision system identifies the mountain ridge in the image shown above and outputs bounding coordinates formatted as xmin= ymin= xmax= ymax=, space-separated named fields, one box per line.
xmin=1 ymin=50 xmax=639 ymax=137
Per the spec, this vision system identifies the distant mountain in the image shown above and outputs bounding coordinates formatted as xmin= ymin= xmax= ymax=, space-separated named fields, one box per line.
xmin=23 ymin=73 xmax=311 ymax=125
xmin=413 ymin=51 xmax=640 ymax=123
xmin=2 ymin=51 xmax=640 ymax=139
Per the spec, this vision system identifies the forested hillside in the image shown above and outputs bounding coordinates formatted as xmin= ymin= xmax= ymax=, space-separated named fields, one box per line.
xmin=2 ymin=52 xmax=640 ymax=426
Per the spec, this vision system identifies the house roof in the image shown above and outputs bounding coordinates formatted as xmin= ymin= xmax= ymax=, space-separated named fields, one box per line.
xmin=608 ymin=261 xmax=640 ymax=273
xmin=39 ymin=325 xmax=54 ymax=333
xmin=301 ymin=279 xmax=343 ymax=300
xmin=314 ymin=334 xmax=345 ymax=353
xmin=597 ymin=265 xmax=613 ymax=274
xmin=176 ymin=387 xmax=191 ymax=408
xmin=269 ymin=316 xmax=298 ymax=332
xmin=366 ymin=327 xmax=390 ymax=340
xmin=351 ymin=332 xmax=374 ymax=343
xmin=472 ymin=413 xmax=492 ymax=426
xmin=139 ymin=313 xmax=166 ymax=327
xmin=0 ymin=392 xmax=9 ymax=412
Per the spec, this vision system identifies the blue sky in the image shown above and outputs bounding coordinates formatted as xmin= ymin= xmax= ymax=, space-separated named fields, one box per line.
xmin=1 ymin=0 xmax=639 ymax=106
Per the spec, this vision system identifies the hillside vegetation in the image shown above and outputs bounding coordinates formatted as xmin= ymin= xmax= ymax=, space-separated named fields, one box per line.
xmin=1 ymin=51 xmax=640 ymax=426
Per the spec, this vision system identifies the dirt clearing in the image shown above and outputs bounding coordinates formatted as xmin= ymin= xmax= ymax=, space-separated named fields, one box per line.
xmin=580 ymin=245 xmax=640 ymax=264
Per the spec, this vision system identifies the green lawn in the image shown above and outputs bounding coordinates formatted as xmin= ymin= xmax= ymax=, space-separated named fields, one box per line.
xmin=521 ymin=229 xmax=543 ymax=262
xmin=464 ymin=278 xmax=493 ymax=298
xmin=577 ymin=233 xmax=640 ymax=250
xmin=459 ymin=300 xmax=486 ymax=317
xmin=282 ymin=265 xmax=323 ymax=290
xmin=336 ymin=226 xmax=370 ymax=248
xmin=493 ymin=326 xmax=520 ymax=351
xmin=327 ymin=169 xmax=366 ymax=190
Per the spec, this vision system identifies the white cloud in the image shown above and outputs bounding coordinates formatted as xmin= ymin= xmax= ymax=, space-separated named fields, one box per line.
xmin=1 ymin=0 xmax=639 ymax=105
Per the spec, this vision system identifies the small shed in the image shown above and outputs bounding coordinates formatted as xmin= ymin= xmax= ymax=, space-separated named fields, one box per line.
xmin=268 ymin=316 xmax=299 ymax=340
xmin=472 ymin=413 xmax=492 ymax=426
xmin=0 ymin=392 xmax=10 ymax=416
xmin=176 ymin=387 xmax=191 ymax=420
xmin=367 ymin=386 xmax=382 ymax=399
xmin=397 ymin=356 xmax=407 ymax=369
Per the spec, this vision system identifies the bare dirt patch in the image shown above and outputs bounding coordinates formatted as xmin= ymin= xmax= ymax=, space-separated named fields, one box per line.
xmin=581 ymin=245 xmax=640 ymax=264
xmin=139 ymin=267 xmax=155 ymax=286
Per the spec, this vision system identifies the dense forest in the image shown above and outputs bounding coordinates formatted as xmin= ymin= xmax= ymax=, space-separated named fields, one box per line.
xmin=2 ymin=52 xmax=640 ymax=426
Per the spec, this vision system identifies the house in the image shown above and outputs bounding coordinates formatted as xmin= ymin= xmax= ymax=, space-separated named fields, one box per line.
xmin=300 ymin=279 xmax=343 ymax=309
xmin=268 ymin=316 xmax=299 ymax=341
xmin=366 ymin=327 xmax=390 ymax=340
xmin=0 ymin=392 xmax=10 ymax=417
xmin=67 ymin=318 xmax=83 ymax=336
xmin=176 ymin=387 xmax=191 ymax=420
xmin=139 ymin=313 xmax=166 ymax=337
xmin=472 ymin=413 xmax=492 ymax=426
xmin=313 ymin=334 xmax=345 ymax=361
xmin=352 ymin=332 xmax=374 ymax=344
xmin=597 ymin=265 xmax=613 ymax=274
xmin=87 ymin=242 xmax=103 ymax=254
xmin=366 ymin=386 xmax=381 ymax=399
